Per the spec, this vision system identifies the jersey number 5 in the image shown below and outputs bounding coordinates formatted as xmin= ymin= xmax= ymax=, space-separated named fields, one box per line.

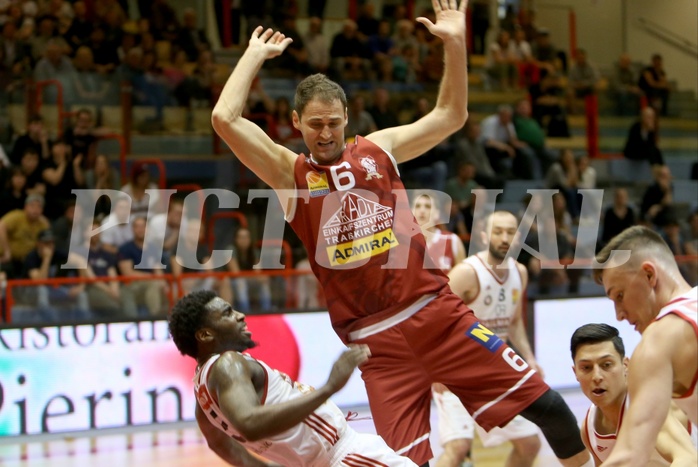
xmin=330 ymin=161 xmax=356 ymax=191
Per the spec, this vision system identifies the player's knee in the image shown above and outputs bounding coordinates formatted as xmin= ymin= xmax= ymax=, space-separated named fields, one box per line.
xmin=512 ymin=435 xmax=541 ymax=460
xmin=519 ymin=389 xmax=585 ymax=459
xmin=444 ymin=438 xmax=471 ymax=460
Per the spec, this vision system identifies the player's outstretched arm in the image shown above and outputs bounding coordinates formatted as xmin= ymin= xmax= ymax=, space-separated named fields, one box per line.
xmin=196 ymin=404 xmax=283 ymax=466
xmin=210 ymin=346 xmax=370 ymax=442
xmin=603 ymin=326 xmax=675 ymax=466
xmin=367 ymin=0 xmax=469 ymax=162
xmin=211 ymin=27 xmax=297 ymax=191
xmin=447 ymin=262 xmax=479 ymax=304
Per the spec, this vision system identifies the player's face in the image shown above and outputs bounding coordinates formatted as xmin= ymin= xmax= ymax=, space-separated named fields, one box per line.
xmin=412 ymin=196 xmax=434 ymax=227
xmin=294 ymin=98 xmax=347 ymax=165
xmin=573 ymin=341 xmax=628 ymax=409
xmin=601 ymin=264 xmax=656 ymax=333
xmin=487 ymin=213 xmax=519 ymax=260
xmin=205 ymin=297 xmax=255 ymax=351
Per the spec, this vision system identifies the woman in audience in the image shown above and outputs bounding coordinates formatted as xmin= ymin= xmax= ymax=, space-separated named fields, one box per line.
xmin=227 ymin=227 xmax=272 ymax=313
xmin=623 ymin=106 xmax=664 ymax=166
xmin=0 ymin=166 xmax=28 ymax=217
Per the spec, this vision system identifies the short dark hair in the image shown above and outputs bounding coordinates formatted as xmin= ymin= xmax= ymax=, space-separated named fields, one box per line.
xmin=294 ymin=73 xmax=347 ymax=118
xmin=570 ymin=323 xmax=625 ymax=361
xmin=168 ymin=289 xmax=217 ymax=359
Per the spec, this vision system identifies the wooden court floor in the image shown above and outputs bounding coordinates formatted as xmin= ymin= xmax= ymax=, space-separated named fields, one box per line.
xmin=0 ymin=390 xmax=589 ymax=467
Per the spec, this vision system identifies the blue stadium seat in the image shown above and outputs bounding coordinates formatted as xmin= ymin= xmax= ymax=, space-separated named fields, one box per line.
xmin=672 ymin=180 xmax=698 ymax=208
xmin=608 ymin=159 xmax=653 ymax=184
xmin=665 ymin=158 xmax=696 ymax=180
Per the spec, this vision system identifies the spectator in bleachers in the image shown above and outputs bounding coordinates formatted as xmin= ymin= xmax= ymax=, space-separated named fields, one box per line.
xmin=0 ymin=21 xmax=30 ymax=71
xmin=171 ymin=221 xmax=234 ymax=304
xmin=271 ymin=15 xmax=311 ymax=78
xmin=51 ymin=199 xmax=77 ymax=252
xmin=566 ymin=49 xmax=601 ymax=114
xmin=683 ymin=209 xmax=698 ymax=285
xmin=485 ymin=30 xmax=517 ymax=90
xmin=85 ymin=154 xmax=120 ymax=220
xmin=18 ymin=147 xmax=45 ymax=196
xmin=77 ymin=220 xmax=125 ymax=318
xmin=481 ymin=104 xmax=538 ymax=180
xmin=10 ymin=114 xmax=50 ymax=166
xmin=163 ymin=48 xmax=188 ymax=96
xmin=227 ymin=227 xmax=272 ymax=313
xmin=0 ymin=193 xmax=49 ymax=278
xmin=94 ymin=0 xmax=126 ymax=29
xmin=29 ymin=14 xmax=65 ymax=62
xmin=100 ymin=195 xmax=133 ymax=254
xmin=41 ymin=138 xmax=84 ymax=219
xmin=148 ymin=0 xmax=179 ymax=42
xmin=470 ymin=0 xmax=491 ymax=54
xmin=391 ymin=42 xmax=420 ymax=83
xmin=71 ymin=46 xmax=112 ymax=104
xmin=175 ymin=48 xmax=215 ymax=108
xmin=267 ymin=96 xmax=304 ymax=152
xmin=445 ymin=160 xmax=478 ymax=217
xmin=63 ymin=108 xmax=108 ymax=171
xmin=116 ymin=30 xmax=137 ymax=62
xmin=511 ymin=26 xmax=536 ymax=88
xmin=398 ymin=97 xmax=449 ymax=192
xmin=531 ymin=29 xmax=559 ymax=75
xmin=355 ymin=2 xmax=379 ymax=41
xmin=148 ymin=197 xmax=186 ymax=256
xmin=62 ymin=0 xmax=90 ymax=52
xmin=303 ymin=16 xmax=329 ymax=74
xmin=86 ymin=25 xmax=119 ymax=74
xmin=638 ymin=53 xmax=670 ymax=116
xmin=34 ymin=37 xmax=75 ymax=103
xmin=25 ymin=227 xmax=88 ymax=321
xmin=176 ymin=8 xmax=209 ymax=62
xmin=121 ymin=162 xmax=160 ymax=219
xmin=345 ymin=94 xmax=377 ymax=139
xmin=453 ymin=120 xmax=505 ymax=189
xmin=420 ymin=40 xmax=444 ymax=83
xmin=545 ymin=149 xmax=580 ymax=220
xmin=330 ymin=19 xmax=370 ymax=81
xmin=367 ymin=19 xmax=395 ymax=81
xmin=576 ymin=153 xmax=597 ymax=208
xmin=640 ymin=164 xmax=673 ymax=226
xmin=610 ymin=53 xmax=642 ymax=116
xmin=622 ymin=106 xmax=664 ymax=167
xmin=368 ymin=87 xmax=399 ymax=130
xmin=0 ymin=166 xmax=27 ymax=217
xmin=600 ymin=187 xmax=637 ymax=248
xmin=391 ymin=19 xmax=418 ymax=57
xmin=118 ymin=215 xmax=166 ymax=317
xmin=513 ymin=98 xmax=557 ymax=175
xmin=529 ymin=69 xmax=570 ymax=137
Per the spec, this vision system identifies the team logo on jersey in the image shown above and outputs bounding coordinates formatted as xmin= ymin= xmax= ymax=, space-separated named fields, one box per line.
xmin=359 ymin=156 xmax=383 ymax=180
xmin=306 ymin=171 xmax=330 ymax=198
xmin=466 ymin=322 xmax=504 ymax=352
xmin=512 ymin=288 xmax=520 ymax=305
xmin=322 ymin=192 xmax=397 ymax=266
xmin=597 ymin=445 xmax=608 ymax=452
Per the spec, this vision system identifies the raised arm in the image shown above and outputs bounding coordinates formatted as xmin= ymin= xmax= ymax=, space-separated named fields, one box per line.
xmin=210 ymin=345 xmax=369 ymax=442
xmin=211 ymin=27 xmax=297 ymax=191
xmin=366 ymin=0 xmax=469 ymax=162
xmin=602 ymin=325 xmax=675 ymax=466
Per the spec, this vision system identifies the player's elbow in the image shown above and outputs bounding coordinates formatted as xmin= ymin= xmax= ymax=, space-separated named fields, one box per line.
xmin=234 ymin=417 xmax=267 ymax=442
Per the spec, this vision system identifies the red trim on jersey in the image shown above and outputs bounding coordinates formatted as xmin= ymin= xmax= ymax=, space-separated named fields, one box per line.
xmin=303 ymin=414 xmax=339 ymax=445
xmin=204 ymin=360 xmax=220 ymax=405
xmin=343 ymin=453 xmax=390 ymax=467
xmin=475 ymin=254 xmax=508 ymax=285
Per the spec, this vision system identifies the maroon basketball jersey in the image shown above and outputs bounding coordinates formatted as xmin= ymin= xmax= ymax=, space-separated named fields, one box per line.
xmin=289 ymin=136 xmax=448 ymax=341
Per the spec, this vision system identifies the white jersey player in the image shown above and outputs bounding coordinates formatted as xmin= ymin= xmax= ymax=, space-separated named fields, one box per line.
xmin=434 ymin=211 xmax=542 ymax=467
xmin=595 ymin=226 xmax=698 ymax=466
xmin=169 ymin=290 xmax=417 ymax=467
xmin=571 ymin=323 xmax=696 ymax=466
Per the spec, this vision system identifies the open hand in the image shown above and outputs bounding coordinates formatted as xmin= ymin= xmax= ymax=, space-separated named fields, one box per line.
xmin=248 ymin=26 xmax=293 ymax=61
xmin=325 ymin=344 xmax=371 ymax=394
xmin=416 ymin=0 xmax=468 ymax=41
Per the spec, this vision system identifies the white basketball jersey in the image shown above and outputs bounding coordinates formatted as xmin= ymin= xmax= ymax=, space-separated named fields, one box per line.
xmin=193 ymin=353 xmax=348 ymax=466
xmin=655 ymin=286 xmax=698 ymax=425
xmin=584 ymin=395 xmax=669 ymax=465
xmin=463 ymin=253 xmax=522 ymax=340
xmin=426 ymin=230 xmax=461 ymax=272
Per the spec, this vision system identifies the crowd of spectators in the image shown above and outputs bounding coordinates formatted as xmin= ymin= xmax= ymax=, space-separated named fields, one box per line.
xmin=0 ymin=1 xmax=695 ymax=324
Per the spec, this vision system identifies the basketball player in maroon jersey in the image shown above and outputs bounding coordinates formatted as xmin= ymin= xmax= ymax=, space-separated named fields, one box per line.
xmin=211 ymin=1 xmax=592 ymax=465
